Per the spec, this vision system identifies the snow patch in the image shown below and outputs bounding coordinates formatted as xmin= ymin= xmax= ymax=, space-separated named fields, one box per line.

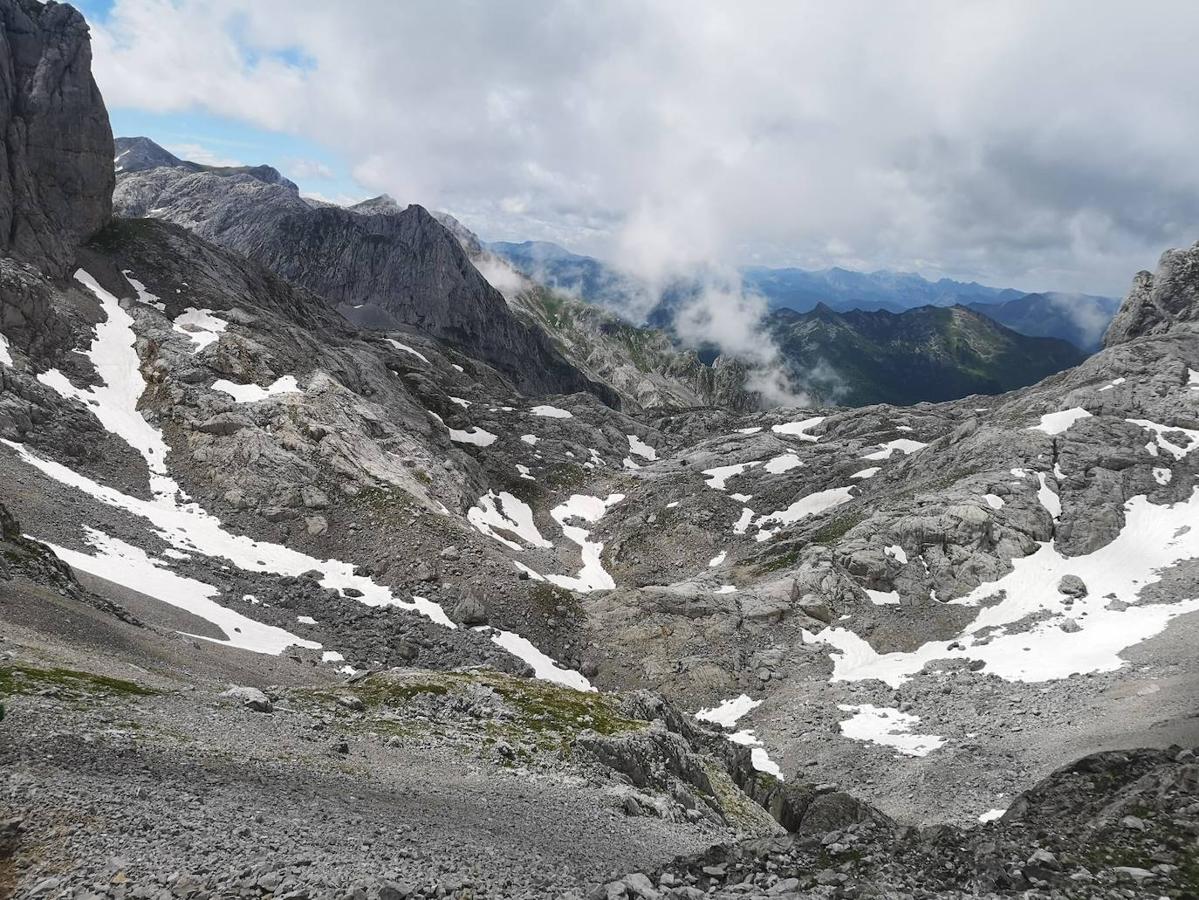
xmin=1029 ymin=407 xmax=1091 ymax=436
xmin=477 ymin=627 xmax=594 ymax=692
xmin=754 ymin=487 xmax=854 ymax=541
xmin=0 ymin=333 xmax=12 ymax=367
xmin=212 ymin=375 xmax=301 ymax=403
xmin=708 ymin=551 xmax=727 ymax=567
xmin=837 ymin=704 xmax=945 ymax=756
xmin=763 ymin=452 xmax=802 ymax=475
xmin=546 ymin=494 xmax=624 ymax=592
xmin=172 ymin=308 xmax=227 ymax=352
xmin=385 ymin=338 xmax=430 ymax=364
xmin=530 ymin=405 xmax=572 ymax=419
xmin=467 ymin=491 xmax=553 ymax=551
xmin=1036 ymin=472 xmax=1061 ymax=519
xmin=627 ymin=433 xmax=657 ymax=461
xmin=1127 ymin=419 xmax=1199 ymax=460
xmin=703 ymin=461 xmax=760 ymax=490
xmin=851 ymin=467 xmax=880 ymax=479
xmin=696 ymin=694 xmax=760 ymax=727
xmin=862 ymin=439 xmax=927 ymax=461
xmin=804 ymin=489 xmax=1199 ymax=686
xmin=771 ymin=416 xmax=824 ymax=441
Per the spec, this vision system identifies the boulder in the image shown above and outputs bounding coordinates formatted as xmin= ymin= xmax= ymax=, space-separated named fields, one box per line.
xmin=221 ymin=686 xmax=272 ymax=713
xmin=1057 ymin=574 xmax=1088 ymax=597
xmin=452 ymin=589 xmax=488 ymax=626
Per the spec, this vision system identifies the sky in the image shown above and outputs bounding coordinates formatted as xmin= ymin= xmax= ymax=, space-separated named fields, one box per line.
xmin=75 ymin=0 xmax=1199 ymax=297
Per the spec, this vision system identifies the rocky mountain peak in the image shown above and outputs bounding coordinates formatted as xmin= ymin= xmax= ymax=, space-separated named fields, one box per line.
xmin=0 ymin=0 xmax=113 ymax=277
xmin=1104 ymin=240 xmax=1199 ymax=346
xmin=112 ymin=135 xmax=298 ymax=190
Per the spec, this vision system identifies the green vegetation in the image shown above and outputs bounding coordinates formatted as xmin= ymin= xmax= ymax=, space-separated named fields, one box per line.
xmin=305 ymin=670 xmax=644 ymax=746
xmin=756 ymin=546 xmax=801 ymax=574
xmin=0 ymin=662 xmax=156 ymax=700
xmin=812 ymin=512 xmax=865 ymax=545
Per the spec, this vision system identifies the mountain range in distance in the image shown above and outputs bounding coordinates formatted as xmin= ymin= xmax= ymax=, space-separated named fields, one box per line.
xmin=488 ymin=239 xmax=1121 ymax=352
xmin=111 ymin=135 xmax=1103 ymax=408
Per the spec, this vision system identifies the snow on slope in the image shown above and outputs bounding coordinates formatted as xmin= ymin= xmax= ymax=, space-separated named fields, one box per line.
xmin=837 ymin=704 xmax=945 ymax=757
xmin=172 ymin=308 xmax=227 ymax=352
xmin=1029 ymin=407 xmax=1092 ymax=435
xmin=12 ymin=271 xmax=598 ymax=687
xmin=862 ymin=439 xmax=927 ymax=461
xmin=46 ymin=528 xmax=318 ymax=655
xmin=771 ymin=416 xmax=824 ymax=440
xmin=212 ymin=375 xmax=301 ymax=403
xmin=385 ymin=338 xmax=430 ymax=364
xmin=478 ymin=627 xmax=594 ymax=692
xmin=0 ymin=332 xmax=13 ymax=366
xmin=546 ymin=494 xmax=624 ymax=591
xmin=805 ymin=489 xmax=1199 ymax=686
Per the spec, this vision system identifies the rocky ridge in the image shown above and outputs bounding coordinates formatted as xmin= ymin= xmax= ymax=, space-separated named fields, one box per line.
xmin=110 ymin=150 xmax=618 ymax=404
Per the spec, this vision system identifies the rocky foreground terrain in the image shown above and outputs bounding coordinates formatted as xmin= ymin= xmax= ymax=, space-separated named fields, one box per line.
xmin=4 ymin=1 xmax=1199 ymax=897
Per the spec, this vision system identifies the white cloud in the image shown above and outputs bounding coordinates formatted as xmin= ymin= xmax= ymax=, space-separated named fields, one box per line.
xmin=286 ymin=158 xmax=336 ymax=180
xmin=89 ymin=1 xmax=1199 ymax=296
xmin=164 ymin=142 xmax=242 ymax=168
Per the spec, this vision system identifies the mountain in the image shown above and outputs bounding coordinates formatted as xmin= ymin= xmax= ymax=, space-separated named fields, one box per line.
xmin=766 ymin=303 xmax=1088 ymax=405
xmin=5 ymin=3 xmax=1199 ymax=896
xmin=741 ymin=265 xmax=1027 ymax=313
xmin=489 ymin=241 xmax=1121 ymax=353
xmin=113 ymin=135 xmax=299 ymax=189
xmin=968 ymin=291 xmax=1122 ymax=352
xmin=110 ymin=139 xmax=617 ymax=404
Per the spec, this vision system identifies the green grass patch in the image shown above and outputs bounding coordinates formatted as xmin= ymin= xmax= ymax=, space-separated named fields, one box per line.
xmin=0 ymin=662 xmax=156 ymax=700
xmin=812 ymin=512 xmax=865 ymax=545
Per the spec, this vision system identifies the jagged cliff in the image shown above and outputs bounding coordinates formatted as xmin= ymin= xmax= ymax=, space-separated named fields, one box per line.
xmin=0 ymin=0 xmax=113 ymax=277
xmin=1104 ymin=241 xmax=1199 ymax=346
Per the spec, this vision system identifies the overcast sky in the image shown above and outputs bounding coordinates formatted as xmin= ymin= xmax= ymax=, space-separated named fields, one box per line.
xmin=80 ymin=0 xmax=1199 ymax=296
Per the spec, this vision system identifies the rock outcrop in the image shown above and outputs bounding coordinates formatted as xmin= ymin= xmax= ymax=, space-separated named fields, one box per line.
xmin=0 ymin=0 xmax=113 ymax=277
xmin=1105 ymin=241 xmax=1199 ymax=345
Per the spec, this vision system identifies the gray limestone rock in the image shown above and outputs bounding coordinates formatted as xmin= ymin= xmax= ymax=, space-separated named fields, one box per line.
xmin=0 ymin=0 xmax=113 ymax=277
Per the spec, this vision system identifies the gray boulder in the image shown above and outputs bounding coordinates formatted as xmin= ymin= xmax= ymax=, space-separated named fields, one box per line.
xmin=221 ymin=686 xmax=273 ymax=713
xmin=452 ymin=589 xmax=488 ymax=626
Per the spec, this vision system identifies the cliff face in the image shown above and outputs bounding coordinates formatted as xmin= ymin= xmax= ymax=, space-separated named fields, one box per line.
xmin=112 ymin=142 xmax=619 ymax=404
xmin=0 ymin=0 xmax=113 ymax=277
xmin=1104 ymin=241 xmax=1199 ymax=346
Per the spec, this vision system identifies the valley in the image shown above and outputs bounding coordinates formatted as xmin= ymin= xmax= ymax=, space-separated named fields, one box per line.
xmin=3 ymin=2 xmax=1199 ymax=899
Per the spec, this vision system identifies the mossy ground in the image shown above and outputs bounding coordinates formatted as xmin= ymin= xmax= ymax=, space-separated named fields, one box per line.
xmin=0 ymin=662 xmax=156 ymax=701
xmin=300 ymin=669 xmax=645 ymax=751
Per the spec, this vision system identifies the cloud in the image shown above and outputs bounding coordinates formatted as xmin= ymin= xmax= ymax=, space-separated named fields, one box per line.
xmin=87 ymin=1 xmax=1199 ymax=297
xmin=286 ymin=158 xmax=336 ymax=181
xmin=164 ymin=142 xmax=242 ymax=168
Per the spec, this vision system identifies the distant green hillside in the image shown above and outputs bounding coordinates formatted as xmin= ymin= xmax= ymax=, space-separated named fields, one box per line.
xmin=768 ymin=304 xmax=1087 ymax=406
